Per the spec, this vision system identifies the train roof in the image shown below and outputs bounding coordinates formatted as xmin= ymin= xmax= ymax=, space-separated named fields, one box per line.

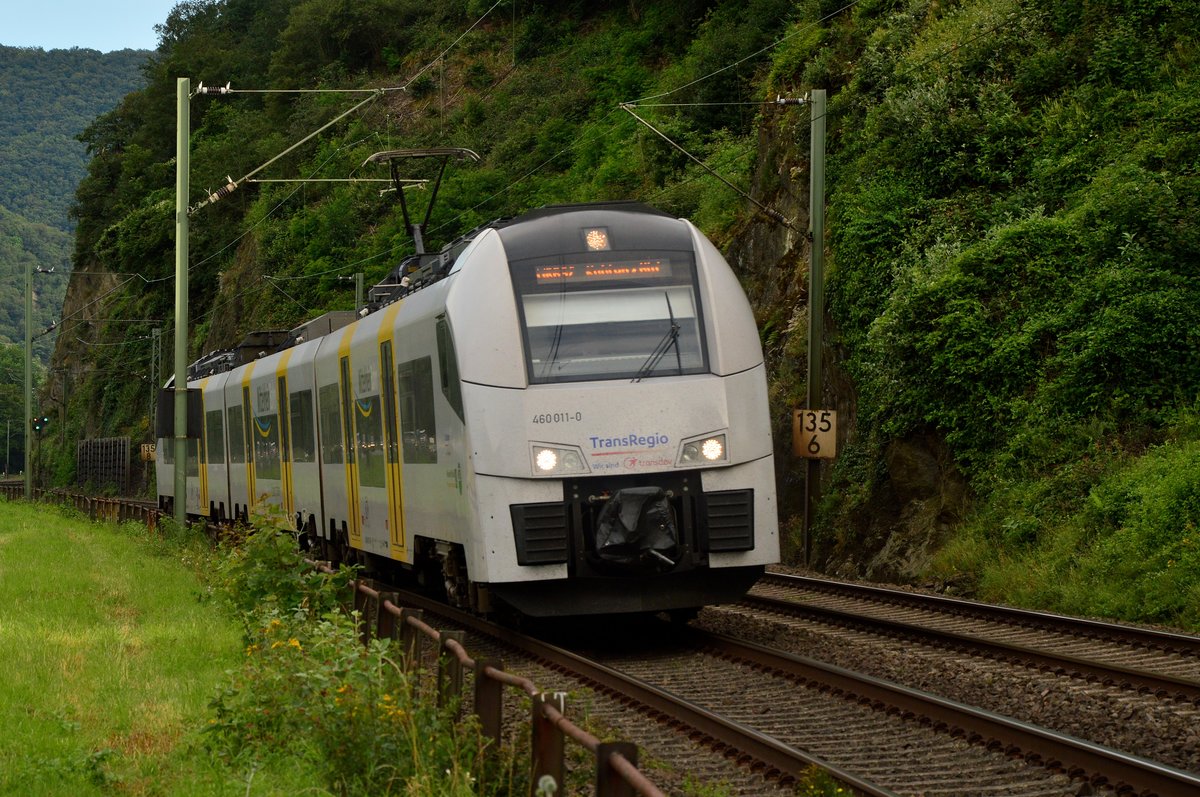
xmin=186 ymin=201 xmax=685 ymax=380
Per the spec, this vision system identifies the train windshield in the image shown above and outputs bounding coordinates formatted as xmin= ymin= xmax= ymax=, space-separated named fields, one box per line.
xmin=511 ymin=251 xmax=708 ymax=384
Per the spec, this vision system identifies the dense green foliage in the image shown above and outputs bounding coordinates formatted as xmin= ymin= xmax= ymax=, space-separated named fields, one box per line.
xmin=0 ymin=46 xmax=147 ymax=360
xmin=0 ymin=208 xmax=71 ymax=363
xmin=0 ymin=46 xmax=148 ymax=229
xmin=779 ymin=0 xmax=1200 ymax=626
xmin=49 ymin=0 xmax=1200 ymax=628
xmin=210 ymin=509 xmax=520 ymax=794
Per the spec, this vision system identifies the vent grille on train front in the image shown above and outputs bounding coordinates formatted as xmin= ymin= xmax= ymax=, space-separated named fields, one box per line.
xmin=703 ymin=489 xmax=755 ymax=552
xmin=510 ymin=502 xmax=570 ymax=565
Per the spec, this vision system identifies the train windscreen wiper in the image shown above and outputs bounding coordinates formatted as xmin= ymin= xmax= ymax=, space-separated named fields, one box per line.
xmin=632 ymin=292 xmax=682 ymax=383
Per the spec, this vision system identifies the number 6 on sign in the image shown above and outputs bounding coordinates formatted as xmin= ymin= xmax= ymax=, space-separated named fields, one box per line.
xmin=793 ymin=410 xmax=837 ymax=459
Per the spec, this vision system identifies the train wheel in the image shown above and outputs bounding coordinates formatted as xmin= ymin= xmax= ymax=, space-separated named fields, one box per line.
xmin=441 ymin=544 xmax=470 ymax=610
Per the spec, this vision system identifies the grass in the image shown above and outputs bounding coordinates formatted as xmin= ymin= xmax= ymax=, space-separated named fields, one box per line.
xmin=0 ymin=499 xmax=316 ymax=795
xmin=928 ymin=432 xmax=1200 ymax=632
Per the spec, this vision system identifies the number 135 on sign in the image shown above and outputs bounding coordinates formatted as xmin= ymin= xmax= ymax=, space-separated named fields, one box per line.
xmin=793 ymin=410 xmax=837 ymax=459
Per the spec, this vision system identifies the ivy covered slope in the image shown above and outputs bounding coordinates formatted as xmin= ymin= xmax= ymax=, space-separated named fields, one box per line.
xmin=752 ymin=0 xmax=1199 ymax=627
xmin=54 ymin=0 xmax=1200 ymax=628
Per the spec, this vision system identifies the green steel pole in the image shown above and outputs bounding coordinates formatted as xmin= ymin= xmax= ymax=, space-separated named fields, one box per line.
xmin=803 ymin=89 xmax=827 ymax=567
xmin=174 ymin=78 xmax=190 ymax=528
xmin=24 ymin=259 xmax=32 ymax=499
xmin=355 ymin=272 xmax=364 ymax=316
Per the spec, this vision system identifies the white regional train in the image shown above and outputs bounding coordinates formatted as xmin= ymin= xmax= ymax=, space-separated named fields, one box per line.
xmin=157 ymin=202 xmax=778 ymax=616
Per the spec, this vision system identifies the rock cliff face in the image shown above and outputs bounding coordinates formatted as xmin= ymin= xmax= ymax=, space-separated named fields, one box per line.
xmin=727 ymin=113 xmax=970 ymax=582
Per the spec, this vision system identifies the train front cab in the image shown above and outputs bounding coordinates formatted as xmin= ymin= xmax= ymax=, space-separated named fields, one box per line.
xmin=447 ymin=204 xmax=779 ymax=617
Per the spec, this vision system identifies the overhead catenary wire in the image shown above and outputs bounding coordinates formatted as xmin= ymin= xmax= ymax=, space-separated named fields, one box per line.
xmin=189 ymin=90 xmax=384 ymax=213
xmin=625 ymin=0 xmax=863 ymax=106
xmin=175 ymin=0 xmax=510 ymax=310
xmin=262 ymin=276 xmax=311 ymax=314
xmin=620 ymin=103 xmax=795 ymax=229
xmin=404 ymin=0 xmax=507 ymax=90
xmin=612 ymin=2 xmax=869 ymax=232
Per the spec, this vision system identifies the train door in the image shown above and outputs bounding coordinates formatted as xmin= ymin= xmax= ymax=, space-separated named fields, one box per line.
xmin=250 ymin=372 xmax=283 ymax=510
xmin=277 ymin=374 xmax=294 ymax=520
xmin=380 ymin=338 xmax=406 ymax=561
xmin=202 ymin=373 xmax=231 ymax=521
xmin=195 ymin=379 xmax=209 ymax=517
xmin=350 ymin=354 xmax=389 ymax=557
xmin=242 ymin=386 xmax=256 ymax=512
xmin=204 ymin=401 xmax=227 ymax=521
xmin=316 ymin=377 xmax=344 ymax=543
xmin=285 ymin=341 xmax=321 ymax=537
xmin=338 ymin=352 xmax=362 ymax=548
xmin=226 ymin=388 xmax=248 ymax=521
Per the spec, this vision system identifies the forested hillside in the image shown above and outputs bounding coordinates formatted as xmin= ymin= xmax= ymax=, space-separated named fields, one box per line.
xmin=0 ymin=207 xmax=70 ymax=362
xmin=0 ymin=45 xmax=148 ymax=361
xmin=48 ymin=0 xmax=1200 ymax=628
xmin=0 ymin=46 xmax=148 ymax=229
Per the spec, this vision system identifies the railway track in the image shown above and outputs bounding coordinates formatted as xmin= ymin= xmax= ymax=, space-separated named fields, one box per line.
xmin=386 ymin=585 xmax=1200 ymax=796
xmin=753 ymin=573 xmax=1200 ymax=674
xmin=694 ymin=573 xmax=1200 ymax=781
xmin=741 ymin=580 xmax=1200 ymax=705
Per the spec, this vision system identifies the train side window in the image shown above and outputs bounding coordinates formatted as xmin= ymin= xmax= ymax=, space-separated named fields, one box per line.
xmin=290 ymin=389 xmax=316 ymax=463
xmin=397 ymin=355 xmax=437 ymax=464
xmin=186 ymin=439 xmax=199 ymax=477
xmin=206 ymin=409 xmax=225 ymax=464
xmin=226 ymin=405 xmax=245 ymax=463
xmin=253 ymin=411 xmax=281 ymax=481
xmin=356 ymin=395 xmax=386 ymax=487
xmin=318 ymin=383 xmax=342 ymax=464
xmin=435 ymin=318 xmax=464 ymax=421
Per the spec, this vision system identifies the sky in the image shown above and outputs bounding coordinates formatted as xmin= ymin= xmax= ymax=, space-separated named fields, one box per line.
xmin=3 ymin=1 xmax=181 ymax=52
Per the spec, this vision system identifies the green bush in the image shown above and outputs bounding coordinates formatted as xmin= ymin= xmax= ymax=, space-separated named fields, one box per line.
xmin=208 ymin=510 xmax=519 ymax=795
xmin=212 ymin=505 xmax=353 ymax=633
xmin=206 ymin=608 xmax=494 ymax=795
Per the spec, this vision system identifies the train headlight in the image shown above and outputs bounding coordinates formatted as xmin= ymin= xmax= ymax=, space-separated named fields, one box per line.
xmin=677 ymin=433 xmax=728 ymax=466
xmin=531 ymin=444 xmax=589 ymax=476
xmin=701 ymin=437 xmax=724 ymax=461
xmin=535 ymin=448 xmax=558 ymax=471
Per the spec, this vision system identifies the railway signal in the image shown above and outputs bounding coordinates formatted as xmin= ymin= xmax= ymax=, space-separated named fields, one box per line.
xmin=31 ymin=414 xmax=49 ymax=433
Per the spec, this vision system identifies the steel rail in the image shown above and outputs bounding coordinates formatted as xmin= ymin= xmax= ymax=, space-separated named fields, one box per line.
xmin=742 ymin=593 xmax=1200 ymax=703
xmin=761 ymin=572 xmax=1200 ymax=656
xmin=687 ymin=627 xmax=1200 ymax=797
xmin=388 ymin=587 xmax=900 ymax=797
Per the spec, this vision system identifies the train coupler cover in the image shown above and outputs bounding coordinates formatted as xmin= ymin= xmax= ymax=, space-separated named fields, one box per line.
xmin=592 ymin=487 xmax=679 ymax=572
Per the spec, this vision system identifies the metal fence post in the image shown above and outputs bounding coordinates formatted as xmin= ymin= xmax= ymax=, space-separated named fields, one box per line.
xmin=437 ymin=630 xmax=466 ymax=709
xmin=376 ymin=592 xmax=399 ymax=640
xmin=531 ymin=691 xmax=566 ymax=797
xmin=399 ymin=608 xmax=424 ymax=672
xmin=474 ymin=660 xmax=504 ymax=743
xmin=596 ymin=742 xmax=638 ymax=797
